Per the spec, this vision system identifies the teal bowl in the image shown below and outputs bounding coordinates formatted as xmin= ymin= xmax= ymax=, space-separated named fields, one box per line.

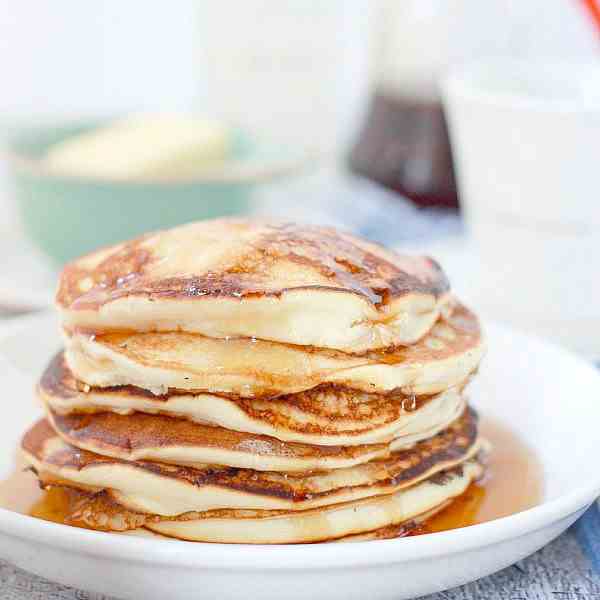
xmin=6 ymin=120 xmax=310 ymax=264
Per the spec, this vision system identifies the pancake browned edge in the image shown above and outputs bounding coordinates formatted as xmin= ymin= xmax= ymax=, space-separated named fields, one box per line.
xmin=22 ymin=409 xmax=481 ymax=514
xmin=56 ymin=219 xmax=451 ymax=353
xmin=40 ymin=352 xmax=469 ymax=448
xmin=41 ymin=400 xmax=473 ymax=476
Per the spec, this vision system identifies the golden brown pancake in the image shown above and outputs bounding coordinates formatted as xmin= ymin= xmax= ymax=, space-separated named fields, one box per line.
xmin=39 ymin=411 xmax=387 ymax=473
xmin=23 ymin=409 xmax=480 ymax=514
xmin=33 ymin=461 xmax=483 ymax=543
xmin=145 ymin=462 xmax=482 ymax=543
xmin=64 ymin=303 xmax=483 ymax=397
xmin=41 ymin=352 xmax=468 ymax=446
xmin=61 ymin=488 xmax=449 ymax=541
xmin=42 ymin=399 xmax=475 ymax=473
xmin=56 ymin=219 xmax=450 ymax=352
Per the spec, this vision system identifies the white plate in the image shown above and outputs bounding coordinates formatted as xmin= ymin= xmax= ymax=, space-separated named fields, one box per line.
xmin=0 ymin=313 xmax=599 ymax=600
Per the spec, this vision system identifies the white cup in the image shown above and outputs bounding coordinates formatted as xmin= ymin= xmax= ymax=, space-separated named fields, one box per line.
xmin=442 ymin=59 xmax=600 ymax=357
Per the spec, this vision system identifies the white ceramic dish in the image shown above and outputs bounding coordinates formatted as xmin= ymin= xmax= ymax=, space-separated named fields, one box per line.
xmin=0 ymin=312 xmax=599 ymax=600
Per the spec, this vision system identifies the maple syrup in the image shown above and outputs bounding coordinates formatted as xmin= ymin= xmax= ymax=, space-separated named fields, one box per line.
xmin=422 ymin=417 xmax=544 ymax=534
xmin=0 ymin=460 xmax=89 ymax=528
xmin=0 ymin=417 xmax=543 ymax=537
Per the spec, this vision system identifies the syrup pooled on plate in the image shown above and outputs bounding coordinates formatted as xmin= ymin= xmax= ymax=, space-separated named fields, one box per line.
xmin=420 ymin=417 xmax=544 ymax=534
xmin=0 ymin=457 xmax=76 ymax=525
xmin=0 ymin=418 xmax=543 ymax=537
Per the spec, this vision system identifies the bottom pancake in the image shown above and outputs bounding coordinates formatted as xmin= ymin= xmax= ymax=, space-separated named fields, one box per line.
xmin=144 ymin=462 xmax=482 ymax=543
xmin=44 ymin=462 xmax=481 ymax=543
xmin=121 ymin=517 xmax=437 ymax=542
xmin=50 ymin=489 xmax=449 ymax=542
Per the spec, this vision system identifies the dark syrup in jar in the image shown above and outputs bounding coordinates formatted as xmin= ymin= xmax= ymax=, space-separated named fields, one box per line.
xmin=349 ymin=91 xmax=458 ymax=209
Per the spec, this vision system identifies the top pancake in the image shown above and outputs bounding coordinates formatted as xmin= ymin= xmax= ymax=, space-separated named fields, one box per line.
xmin=56 ymin=219 xmax=450 ymax=352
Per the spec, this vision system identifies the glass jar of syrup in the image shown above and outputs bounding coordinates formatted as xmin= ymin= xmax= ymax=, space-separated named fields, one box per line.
xmin=349 ymin=0 xmax=514 ymax=209
xmin=349 ymin=91 xmax=457 ymax=208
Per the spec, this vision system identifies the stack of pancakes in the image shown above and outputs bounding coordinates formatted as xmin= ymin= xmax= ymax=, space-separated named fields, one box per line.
xmin=21 ymin=219 xmax=486 ymax=543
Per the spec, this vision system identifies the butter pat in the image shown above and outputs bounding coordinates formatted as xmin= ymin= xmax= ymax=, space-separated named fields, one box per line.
xmin=43 ymin=115 xmax=231 ymax=180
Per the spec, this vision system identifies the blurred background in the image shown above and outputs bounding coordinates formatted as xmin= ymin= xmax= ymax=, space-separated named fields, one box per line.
xmin=1 ymin=0 xmax=599 ymax=354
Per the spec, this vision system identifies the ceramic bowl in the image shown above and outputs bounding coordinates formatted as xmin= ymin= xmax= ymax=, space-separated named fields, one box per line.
xmin=4 ymin=120 xmax=311 ymax=264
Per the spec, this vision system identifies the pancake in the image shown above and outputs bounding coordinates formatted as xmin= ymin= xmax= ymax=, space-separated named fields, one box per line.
xmin=64 ymin=303 xmax=483 ymax=398
xmin=43 ymin=396 xmax=470 ymax=472
xmin=42 ymin=352 xmax=468 ymax=446
xmin=40 ymin=413 xmax=385 ymax=473
xmin=145 ymin=462 xmax=482 ymax=543
xmin=62 ymin=488 xmax=449 ymax=541
xmin=42 ymin=462 xmax=483 ymax=543
xmin=23 ymin=409 xmax=480 ymax=514
xmin=56 ymin=219 xmax=450 ymax=353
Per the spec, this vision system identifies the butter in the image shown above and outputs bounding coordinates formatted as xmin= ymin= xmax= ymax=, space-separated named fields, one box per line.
xmin=43 ymin=114 xmax=231 ymax=180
